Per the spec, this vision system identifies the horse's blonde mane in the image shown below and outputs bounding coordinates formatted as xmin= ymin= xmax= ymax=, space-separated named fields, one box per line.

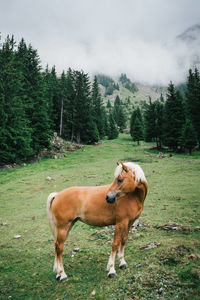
xmin=114 ymin=162 xmax=147 ymax=183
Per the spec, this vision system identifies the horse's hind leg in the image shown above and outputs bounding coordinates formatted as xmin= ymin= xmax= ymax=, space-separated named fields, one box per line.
xmin=54 ymin=223 xmax=71 ymax=281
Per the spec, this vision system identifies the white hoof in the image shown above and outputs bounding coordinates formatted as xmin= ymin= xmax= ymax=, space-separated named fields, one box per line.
xmin=119 ymin=263 xmax=127 ymax=269
xmin=59 ymin=272 xmax=68 ymax=281
xmin=119 ymin=258 xmax=127 ymax=269
xmin=108 ymin=271 xmax=117 ymax=278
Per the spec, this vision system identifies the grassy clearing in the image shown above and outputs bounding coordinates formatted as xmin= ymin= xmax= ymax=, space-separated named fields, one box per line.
xmin=0 ymin=134 xmax=200 ymax=299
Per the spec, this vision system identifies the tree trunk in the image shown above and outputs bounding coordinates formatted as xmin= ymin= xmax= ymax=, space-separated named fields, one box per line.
xmin=77 ymin=131 xmax=81 ymax=144
xmin=59 ymin=99 xmax=64 ymax=137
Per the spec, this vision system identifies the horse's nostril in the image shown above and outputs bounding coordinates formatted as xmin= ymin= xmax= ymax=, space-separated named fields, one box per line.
xmin=106 ymin=195 xmax=109 ymax=201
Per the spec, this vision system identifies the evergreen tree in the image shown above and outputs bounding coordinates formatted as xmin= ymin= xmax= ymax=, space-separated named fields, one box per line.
xmin=130 ymin=107 xmax=143 ymax=139
xmin=16 ymin=40 xmax=52 ymax=154
xmin=107 ymin=100 xmax=112 ymax=109
xmin=42 ymin=65 xmax=55 ymax=130
xmin=62 ymin=68 xmax=76 ymax=141
xmin=155 ymin=99 xmax=164 ymax=148
xmin=113 ymin=95 xmax=121 ymax=123
xmin=131 ymin=117 xmax=144 ymax=145
xmin=163 ymin=82 xmax=185 ymax=151
xmin=92 ymin=76 xmax=105 ymax=138
xmin=58 ymin=71 xmax=67 ymax=137
xmin=26 ymin=45 xmax=52 ymax=154
xmin=144 ymin=97 xmax=156 ymax=142
xmin=15 ymin=38 xmax=34 ymax=119
xmin=102 ymin=106 xmax=109 ymax=136
xmin=0 ymin=36 xmax=32 ymax=163
xmin=160 ymin=93 xmax=165 ymax=103
xmin=186 ymin=68 xmax=200 ymax=147
xmin=73 ymin=71 xmax=99 ymax=144
xmin=49 ymin=66 xmax=61 ymax=133
xmin=113 ymin=95 xmax=126 ymax=132
xmin=108 ymin=111 xmax=119 ymax=140
xmin=144 ymin=97 xmax=164 ymax=148
xmin=117 ymin=106 xmax=126 ymax=132
xmin=180 ymin=119 xmax=197 ymax=154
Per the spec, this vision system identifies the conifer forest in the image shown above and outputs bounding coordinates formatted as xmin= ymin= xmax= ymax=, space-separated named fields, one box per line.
xmin=0 ymin=35 xmax=200 ymax=164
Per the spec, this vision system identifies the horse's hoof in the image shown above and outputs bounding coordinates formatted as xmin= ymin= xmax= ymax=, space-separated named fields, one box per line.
xmin=108 ymin=272 xmax=116 ymax=278
xmin=59 ymin=274 xmax=68 ymax=281
xmin=119 ymin=263 xmax=127 ymax=269
xmin=56 ymin=274 xmax=61 ymax=280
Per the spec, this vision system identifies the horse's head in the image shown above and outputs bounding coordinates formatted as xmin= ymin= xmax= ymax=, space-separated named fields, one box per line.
xmin=106 ymin=162 xmax=138 ymax=204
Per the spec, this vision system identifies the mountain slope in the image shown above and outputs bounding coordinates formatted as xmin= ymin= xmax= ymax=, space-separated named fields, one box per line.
xmin=98 ymin=74 xmax=166 ymax=107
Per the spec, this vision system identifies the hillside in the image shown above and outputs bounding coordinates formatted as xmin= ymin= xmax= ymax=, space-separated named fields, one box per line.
xmin=97 ymin=74 xmax=166 ymax=107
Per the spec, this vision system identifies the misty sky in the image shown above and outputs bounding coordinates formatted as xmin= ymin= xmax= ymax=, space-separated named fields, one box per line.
xmin=1 ymin=0 xmax=200 ymax=85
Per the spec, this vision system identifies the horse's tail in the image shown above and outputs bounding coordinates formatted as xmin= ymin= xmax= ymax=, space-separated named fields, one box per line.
xmin=47 ymin=192 xmax=58 ymax=241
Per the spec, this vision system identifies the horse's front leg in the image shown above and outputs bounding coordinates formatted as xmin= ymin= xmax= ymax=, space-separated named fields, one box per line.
xmin=118 ymin=221 xmax=133 ymax=269
xmin=107 ymin=221 xmax=128 ymax=278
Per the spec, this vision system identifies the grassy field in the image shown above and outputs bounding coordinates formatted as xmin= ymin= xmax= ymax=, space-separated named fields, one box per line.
xmin=0 ymin=134 xmax=200 ymax=300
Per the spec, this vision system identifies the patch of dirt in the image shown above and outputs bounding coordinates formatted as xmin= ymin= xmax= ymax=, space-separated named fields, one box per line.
xmin=156 ymin=223 xmax=199 ymax=234
xmin=159 ymin=245 xmax=193 ymax=266
xmin=90 ymin=227 xmax=114 ymax=242
xmin=139 ymin=242 xmax=161 ymax=250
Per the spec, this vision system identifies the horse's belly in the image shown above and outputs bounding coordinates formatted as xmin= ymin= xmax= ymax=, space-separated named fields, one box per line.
xmin=80 ymin=202 xmax=116 ymax=226
xmin=80 ymin=214 xmax=115 ymax=227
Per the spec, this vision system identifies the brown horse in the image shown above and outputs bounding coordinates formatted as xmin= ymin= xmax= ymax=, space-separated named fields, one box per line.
xmin=47 ymin=162 xmax=148 ymax=280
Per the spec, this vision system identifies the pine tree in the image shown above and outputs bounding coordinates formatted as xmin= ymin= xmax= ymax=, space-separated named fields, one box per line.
xmin=180 ymin=119 xmax=197 ymax=154
xmin=58 ymin=71 xmax=67 ymax=137
xmin=144 ymin=97 xmax=156 ymax=142
xmin=113 ymin=95 xmax=126 ymax=132
xmin=0 ymin=36 xmax=32 ymax=163
xmin=62 ymin=68 xmax=76 ymax=141
xmin=155 ymin=99 xmax=164 ymax=148
xmin=131 ymin=117 xmax=143 ymax=145
xmin=73 ymin=71 xmax=99 ymax=144
xmin=130 ymin=107 xmax=143 ymax=139
xmin=102 ymin=106 xmax=109 ymax=136
xmin=92 ymin=76 xmax=104 ymax=138
xmin=107 ymin=100 xmax=112 ymax=109
xmin=26 ymin=45 xmax=52 ymax=154
xmin=15 ymin=38 xmax=34 ymax=119
xmin=113 ymin=95 xmax=121 ymax=123
xmin=15 ymin=40 xmax=52 ymax=154
xmin=49 ymin=66 xmax=61 ymax=133
xmin=186 ymin=68 xmax=200 ymax=147
xmin=108 ymin=111 xmax=119 ymax=140
xmin=117 ymin=106 xmax=126 ymax=132
xmin=42 ymin=66 xmax=55 ymax=131
xmin=163 ymin=82 xmax=185 ymax=151
xmin=144 ymin=97 xmax=164 ymax=148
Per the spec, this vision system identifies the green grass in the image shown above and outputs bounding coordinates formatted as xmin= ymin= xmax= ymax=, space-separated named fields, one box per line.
xmin=0 ymin=134 xmax=200 ymax=299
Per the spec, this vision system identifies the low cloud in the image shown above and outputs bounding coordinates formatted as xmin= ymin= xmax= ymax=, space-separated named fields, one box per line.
xmin=1 ymin=0 xmax=200 ymax=85
xmin=39 ymin=36 xmax=199 ymax=86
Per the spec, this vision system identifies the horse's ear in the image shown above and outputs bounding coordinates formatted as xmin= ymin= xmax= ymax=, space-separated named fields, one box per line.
xmin=121 ymin=163 xmax=129 ymax=173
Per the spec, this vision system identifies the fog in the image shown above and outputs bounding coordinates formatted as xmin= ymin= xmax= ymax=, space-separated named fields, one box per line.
xmin=1 ymin=0 xmax=200 ymax=85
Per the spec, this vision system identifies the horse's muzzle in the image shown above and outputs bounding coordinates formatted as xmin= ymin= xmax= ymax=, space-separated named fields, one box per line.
xmin=106 ymin=192 xmax=119 ymax=204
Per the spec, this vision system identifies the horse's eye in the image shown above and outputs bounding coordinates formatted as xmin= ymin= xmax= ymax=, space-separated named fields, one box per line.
xmin=117 ymin=178 xmax=124 ymax=184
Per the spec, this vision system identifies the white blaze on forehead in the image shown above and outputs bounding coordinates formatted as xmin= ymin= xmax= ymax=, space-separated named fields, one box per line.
xmin=114 ymin=162 xmax=147 ymax=183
